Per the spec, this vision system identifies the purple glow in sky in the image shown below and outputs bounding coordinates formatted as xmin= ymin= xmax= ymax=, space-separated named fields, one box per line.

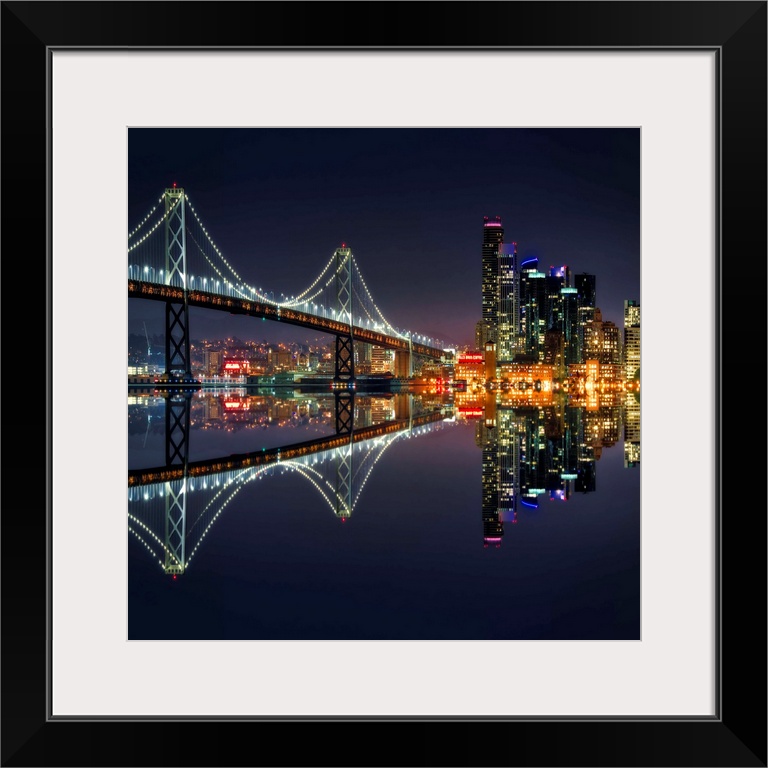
xmin=129 ymin=128 xmax=639 ymax=348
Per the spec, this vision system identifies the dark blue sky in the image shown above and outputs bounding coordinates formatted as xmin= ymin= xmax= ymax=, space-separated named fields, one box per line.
xmin=128 ymin=128 xmax=640 ymax=348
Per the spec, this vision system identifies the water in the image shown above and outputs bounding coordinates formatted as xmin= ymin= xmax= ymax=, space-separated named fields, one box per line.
xmin=128 ymin=389 xmax=640 ymax=640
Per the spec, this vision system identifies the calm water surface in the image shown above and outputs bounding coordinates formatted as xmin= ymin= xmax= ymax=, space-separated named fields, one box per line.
xmin=128 ymin=389 xmax=640 ymax=640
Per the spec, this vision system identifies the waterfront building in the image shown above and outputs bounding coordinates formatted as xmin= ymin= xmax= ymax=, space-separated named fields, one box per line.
xmin=484 ymin=342 xmax=497 ymax=383
xmin=355 ymin=341 xmax=372 ymax=374
xmin=584 ymin=308 xmax=621 ymax=365
xmin=481 ymin=216 xmax=504 ymax=343
xmin=575 ymin=273 xmax=596 ymax=363
xmin=497 ymin=362 xmax=554 ymax=387
xmin=496 ymin=242 xmax=519 ymax=363
xmin=454 ymin=351 xmax=486 ymax=389
xmin=204 ymin=350 xmax=223 ymax=376
xmin=624 ymin=300 xmax=641 ymax=381
xmin=475 ymin=320 xmax=492 ymax=351
xmin=543 ymin=329 xmax=565 ymax=375
xmin=267 ymin=348 xmax=293 ymax=373
xmin=519 ymin=257 xmax=547 ymax=361
xmin=220 ymin=359 xmax=250 ymax=377
xmin=370 ymin=346 xmax=394 ymax=374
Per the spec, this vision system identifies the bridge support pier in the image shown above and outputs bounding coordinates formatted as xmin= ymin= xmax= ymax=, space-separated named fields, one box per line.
xmin=164 ymin=301 xmax=193 ymax=381
xmin=394 ymin=349 xmax=411 ymax=378
xmin=333 ymin=333 xmax=355 ymax=387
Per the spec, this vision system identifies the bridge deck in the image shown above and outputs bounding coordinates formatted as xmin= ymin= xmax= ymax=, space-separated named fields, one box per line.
xmin=128 ymin=281 xmax=443 ymax=357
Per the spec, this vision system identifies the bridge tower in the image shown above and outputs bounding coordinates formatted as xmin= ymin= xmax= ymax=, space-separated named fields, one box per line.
xmin=163 ymin=186 xmax=193 ymax=382
xmin=333 ymin=246 xmax=354 ymax=387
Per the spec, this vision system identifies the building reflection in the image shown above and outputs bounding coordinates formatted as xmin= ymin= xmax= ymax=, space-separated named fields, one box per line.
xmin=464 ymin=390 xmax=635 ymax=548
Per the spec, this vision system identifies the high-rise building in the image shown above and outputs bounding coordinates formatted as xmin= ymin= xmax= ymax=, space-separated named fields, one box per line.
xmin=370 ymin=346 xmax=394 ymax=374
xmin=624 ymin=300 xmax=641 ymax=381
xmin=481 ymin=216 xmax=504 ymax=343
xmin=519 ymin=257 xmax=547 ymax=361
xmin=575 ymin=274 xmax=596 ymax=364
xmin=542 ymin=265 xmax=579 ymax=370
xmin=543 ymin=329 xmax=565 ymax=373
xmin=497 ymin=242 xmax=519 ymax=363
xmin=204 ymin=350 xmax=224 ymax=376
xmin=475 ymin=320 xmax=492 ymax=351
xmin=584 ymin=308 xmax=621 ymax=365
xmin=354 ymin=341 xmax=372 ymax=374
xmin=560 ymin=286 xmax=580 ymax=367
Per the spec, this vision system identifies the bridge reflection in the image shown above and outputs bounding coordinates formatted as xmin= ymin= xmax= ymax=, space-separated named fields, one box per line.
xmin=128 ymin=408 xmax=445 ymax=488
xmin=128 ymin=396 xmax=450 ymax=576
xmin=128 ymin=388 xmax=639 ymax=576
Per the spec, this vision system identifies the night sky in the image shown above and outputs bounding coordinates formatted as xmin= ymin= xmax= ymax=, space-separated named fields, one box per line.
xmin=128 ymin=128 xmax=640 ymax=348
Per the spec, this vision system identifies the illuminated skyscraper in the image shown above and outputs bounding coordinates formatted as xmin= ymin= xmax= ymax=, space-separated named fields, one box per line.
xmin=519 ymin=257 xmax=547 ymax=361
xmin=475 ymin=320 xmax=490 ymax=351
xmin=575 ymin=274 xmax=596 ymax=363
xmin=497 ymin=242 xmax=519 ymax=363
xmin=481 ymin=216 xmax=504 ymax=344
xmin=584 ymin=308 xmax=621 ymax=365
xmin=543 ymin=265 xmax=578 ymax=372
xmin=624 ymin=300 xmax=641 ymax=380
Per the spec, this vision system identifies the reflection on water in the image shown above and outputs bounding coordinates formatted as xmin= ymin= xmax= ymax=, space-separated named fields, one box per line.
xmin=128 ymin=388 xmax=640 ymax=640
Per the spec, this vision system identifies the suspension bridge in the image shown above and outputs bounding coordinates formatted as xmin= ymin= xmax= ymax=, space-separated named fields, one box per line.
xmin=128 ymin=186 xmax=448 ymax=387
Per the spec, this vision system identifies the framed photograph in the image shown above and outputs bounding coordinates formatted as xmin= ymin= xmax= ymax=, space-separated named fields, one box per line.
xmin=3 ymin=1 xmax=765 ymax=765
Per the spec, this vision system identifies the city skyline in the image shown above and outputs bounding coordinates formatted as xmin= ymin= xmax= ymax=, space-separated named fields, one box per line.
xmin=128 ymin=127 xmax=640 ymax=349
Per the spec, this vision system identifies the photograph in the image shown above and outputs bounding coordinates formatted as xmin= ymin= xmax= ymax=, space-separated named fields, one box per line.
xmin=127 ymin=127 xmax=642 ymax=641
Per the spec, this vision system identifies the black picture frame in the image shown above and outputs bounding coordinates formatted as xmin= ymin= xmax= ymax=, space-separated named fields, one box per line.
xmin=2 ymin=2 xmax=765 ymax=766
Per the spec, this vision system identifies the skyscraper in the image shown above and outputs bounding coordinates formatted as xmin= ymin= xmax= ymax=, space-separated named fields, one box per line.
xmin=584 ymin=308 xmax=621 ymax=364
xmin=481 ymin=216 xmax=504 ymax=344
xmin=543 ymin=265 xmax=574 ymax=372
xmin=496 ymin=242 xmax=518 ymax=363
xmin=624 ymin=300 xmax=641 ymax=381
xmin=575 ymin=273 xmax=597 ymax=364
xmin=519 ymin=257 xmax=547 ymax=361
